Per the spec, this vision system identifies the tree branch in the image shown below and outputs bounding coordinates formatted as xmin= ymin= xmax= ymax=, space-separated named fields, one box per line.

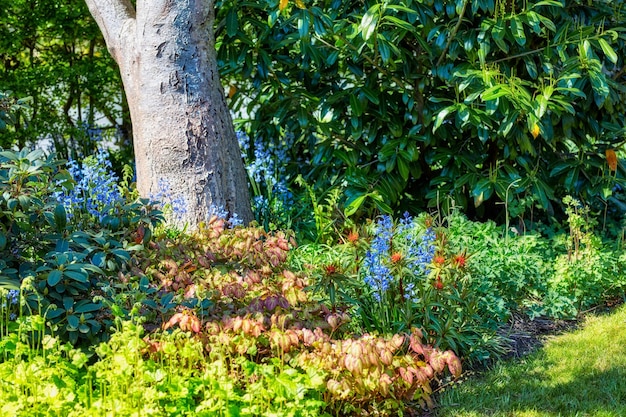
xmin=84 ymin=0 xmax=135 ymax=63
xmin=436 ymin=0 xmax=468 ymax=67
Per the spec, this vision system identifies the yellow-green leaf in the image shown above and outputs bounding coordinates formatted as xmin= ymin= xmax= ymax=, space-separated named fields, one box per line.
xmin=598 ymin=38 xmax=618 ymax=64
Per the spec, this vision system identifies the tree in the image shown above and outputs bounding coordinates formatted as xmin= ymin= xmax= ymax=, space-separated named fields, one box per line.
xmin=84 ymin=0 xmax=253 ymax=228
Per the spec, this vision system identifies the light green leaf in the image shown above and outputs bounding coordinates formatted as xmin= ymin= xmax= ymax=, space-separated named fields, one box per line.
xmin=532 ymin=0 xmax=564 ymax=8
xmin=433 ymin=105 xmax=457 ymax=132
xmin=360 ymin=5 xmax=380 ymax=41
xmin=344 ymin=194 xmax=367 ymax=217
xmin=598 ymin=38 xmax=618 ymax=64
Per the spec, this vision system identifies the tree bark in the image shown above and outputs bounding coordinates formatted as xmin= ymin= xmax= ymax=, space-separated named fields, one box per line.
xmin=84 ymin=0 xmax=253 ymax=228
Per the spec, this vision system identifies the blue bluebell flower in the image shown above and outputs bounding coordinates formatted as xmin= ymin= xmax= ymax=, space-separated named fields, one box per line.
xmin=151 ymin=178 xmax=188 ymax=220
xmin=363 ymin=215 xmax=394 ymax=301
xmin=6 ymin=289 xmax=18 ymax=306
xmin=407 ymin=227 xmax=436 ymax=276
xmin=57 ymin=150 xmax=124 ymax=222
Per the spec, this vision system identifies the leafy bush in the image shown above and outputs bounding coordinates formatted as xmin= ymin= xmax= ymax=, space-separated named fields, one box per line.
xmin=0 ymin=148 xmax=162 ymax=344
xmin=292 ymin=213 xmax=507 ymax=364
xmin=218 ymin=0 xmax=626 ymax=226
xmin=544 ymin=197 xmax=626 ymax=313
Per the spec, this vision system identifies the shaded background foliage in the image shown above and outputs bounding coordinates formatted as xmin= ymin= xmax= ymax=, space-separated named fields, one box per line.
xmin=0 ymin=0 xmax=130 ymax=163
xmin=216 ymin=0 xmax=626 ymax=226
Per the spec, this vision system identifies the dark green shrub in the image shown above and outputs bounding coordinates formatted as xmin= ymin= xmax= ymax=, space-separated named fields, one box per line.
xmin=0 ymin=148 xmax=162 ymax=344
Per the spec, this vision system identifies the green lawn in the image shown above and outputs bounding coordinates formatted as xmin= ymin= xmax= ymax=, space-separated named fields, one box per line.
xmin=435 ymin=304 xmax=626 ymax=417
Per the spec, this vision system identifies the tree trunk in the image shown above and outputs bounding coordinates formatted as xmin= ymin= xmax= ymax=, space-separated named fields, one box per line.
xmin=84 ymin=0 xmax=253 ymax=228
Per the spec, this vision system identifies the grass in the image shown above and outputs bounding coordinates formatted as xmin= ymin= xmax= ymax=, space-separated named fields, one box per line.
xmin=434 ymin=303 xmax=626 ymax=417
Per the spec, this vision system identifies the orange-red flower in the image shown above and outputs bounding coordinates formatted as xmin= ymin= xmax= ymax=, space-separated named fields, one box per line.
xmin=433 ymin=255 xmax=446 ymax=265
xmin=324 ymin=264 xmax=338 ymax=275
xmin=391 ymin=252 xmax=403 ymax=263
xmin=453 ymin=253 xmax=467 ymax=268
xmin=347 ymin=230 xmax=359 ymax=243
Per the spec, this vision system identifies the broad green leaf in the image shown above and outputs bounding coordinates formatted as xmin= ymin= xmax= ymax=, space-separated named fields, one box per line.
xmin=47 ymin=270 xmax=63 ymax=286
xmin=510 ymin=16 xmax=526 ymax=46
xmin=226 ymin=8 xmax=238 ymax=37
xmin=598 ymin=38 xmax=618 ymax=64
xmin=532 ymin=0 xmax=564 ymax=8
xmin=397 ymin=156 xmax=410 ymax=181
xmin=361 ymin=87 xmax=380 ymax=105
xmin=536 ymin=13 xmax=556 ymax=32
xmin=433 ymin=104 xmax=457 ymax=132
xmin=54 ymin=204 xmax=67 ymax=231
xmin=382 ymin=16 xmax=416 ymax=33
xmin=344 ymin=194 xmax=367 ymax=217
xmin=378 ymin=34 xmax=391 ymax=64
xmin=63 ymin=297 xmax=74 ymax=311
xmin=64 ymin=270 xmax=88 ymax=283
xmin=360 ymin=5 xmax=380 ymax=41
xmin=74 ymin=302 xmax=102 ymax=314
xmin=492 ymin=18 xmax=505 ymax=40
xmin=298 ymin=15 xmax=310 ymax=39
xmin=111 ymin=249 xmax=130 ymax=261
xmin=523 ymin=11 xmax=541 ymax=34
xmin=350 ymin=94 xmax=363 ymax=117
xmin=481 ymin=85 xmax=509 ymax=101
xmin=499 ymin=110 xmax=520 ymax=137
xmin=67 ymin=315 xmax=79 ymax=329
xmin=46 ymin=309 xmax=65 ymax=319
xmin=0 ymin=151 xmax=18 ymax=161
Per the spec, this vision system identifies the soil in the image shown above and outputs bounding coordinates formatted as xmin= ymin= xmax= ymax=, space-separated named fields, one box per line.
xmin=498 ymin=312 xmax=579 ymax=360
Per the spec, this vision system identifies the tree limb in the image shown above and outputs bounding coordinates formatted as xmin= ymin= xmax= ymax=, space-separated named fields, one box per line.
xmin=436 ymin=0 xmax=468 ymax=67
xmin=84 ymin=0 xmax=135 ymax=63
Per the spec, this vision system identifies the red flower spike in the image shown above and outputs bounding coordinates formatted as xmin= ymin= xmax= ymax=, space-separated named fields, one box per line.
xmin=391 ymin=252 xmax=403 ymax=263
xmin=324 ymin=264 xmax=338 ymax=275
xmin=454 ymin=253 xmax=467 ymax=268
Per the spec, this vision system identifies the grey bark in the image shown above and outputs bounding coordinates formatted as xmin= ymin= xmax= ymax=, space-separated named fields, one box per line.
xmin=84 ymin=0 xmax=253 ymax=228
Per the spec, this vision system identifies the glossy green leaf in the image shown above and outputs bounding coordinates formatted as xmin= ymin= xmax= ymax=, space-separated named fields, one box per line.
xmin=226 ymin=8 xmax=238 ymax=37
xmin=67 ymin=314 xmax=79 ymax=329
xmin=344 ymin=194 xmax=367 ymax=217
xmin=510 ymin=16 xmax=526 ymax=46
xmin=64 ymin=270 xmax=88 ymax=283
xmin=47 ymin=270 xmax=63 ymax=286
xmin=360 ymin=5 xmax=380 ymax=41
xmin=598 ymin=38 xmax=618 ymax=64
xmin=433 ymin=105 xmax=456 ymax=132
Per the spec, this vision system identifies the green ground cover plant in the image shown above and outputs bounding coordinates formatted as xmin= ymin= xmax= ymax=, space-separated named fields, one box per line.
xmin=435 ymin=303 xmax=626 ymax=417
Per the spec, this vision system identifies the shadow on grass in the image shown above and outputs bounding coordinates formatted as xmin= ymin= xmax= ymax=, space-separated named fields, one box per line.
xmin=437 ymin=364 xmax=626 ymax=416
xmin=435 ymin=308 xmax=626 ymax=417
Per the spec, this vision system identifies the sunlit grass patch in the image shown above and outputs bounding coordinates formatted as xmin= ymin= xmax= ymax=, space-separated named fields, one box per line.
xmin=435 ymin=304 xmax=626 ymax=417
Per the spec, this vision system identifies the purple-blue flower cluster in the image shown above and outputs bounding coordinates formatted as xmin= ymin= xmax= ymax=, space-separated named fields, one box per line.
xmin=237 ymin=131 xmax=294 ymax=224
xmin=57 ymin=150 xmax=124 ymax=221
xmin=2 ymin=289 xmax=18 ymax=320
xmin=208 ymin=204 xmax=242 ymax=228
xmin=363 ymin=215 xmax=394 ymax=301
xmin=407 ymin=228 xmax=436 ymax=275
xmin=362 ymin=213 xmax=437 ymax=302
xmin=4 ymin=289 xmax=18 ymax=307
xmin=151 ymin=178 xmax=189 ymax=220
